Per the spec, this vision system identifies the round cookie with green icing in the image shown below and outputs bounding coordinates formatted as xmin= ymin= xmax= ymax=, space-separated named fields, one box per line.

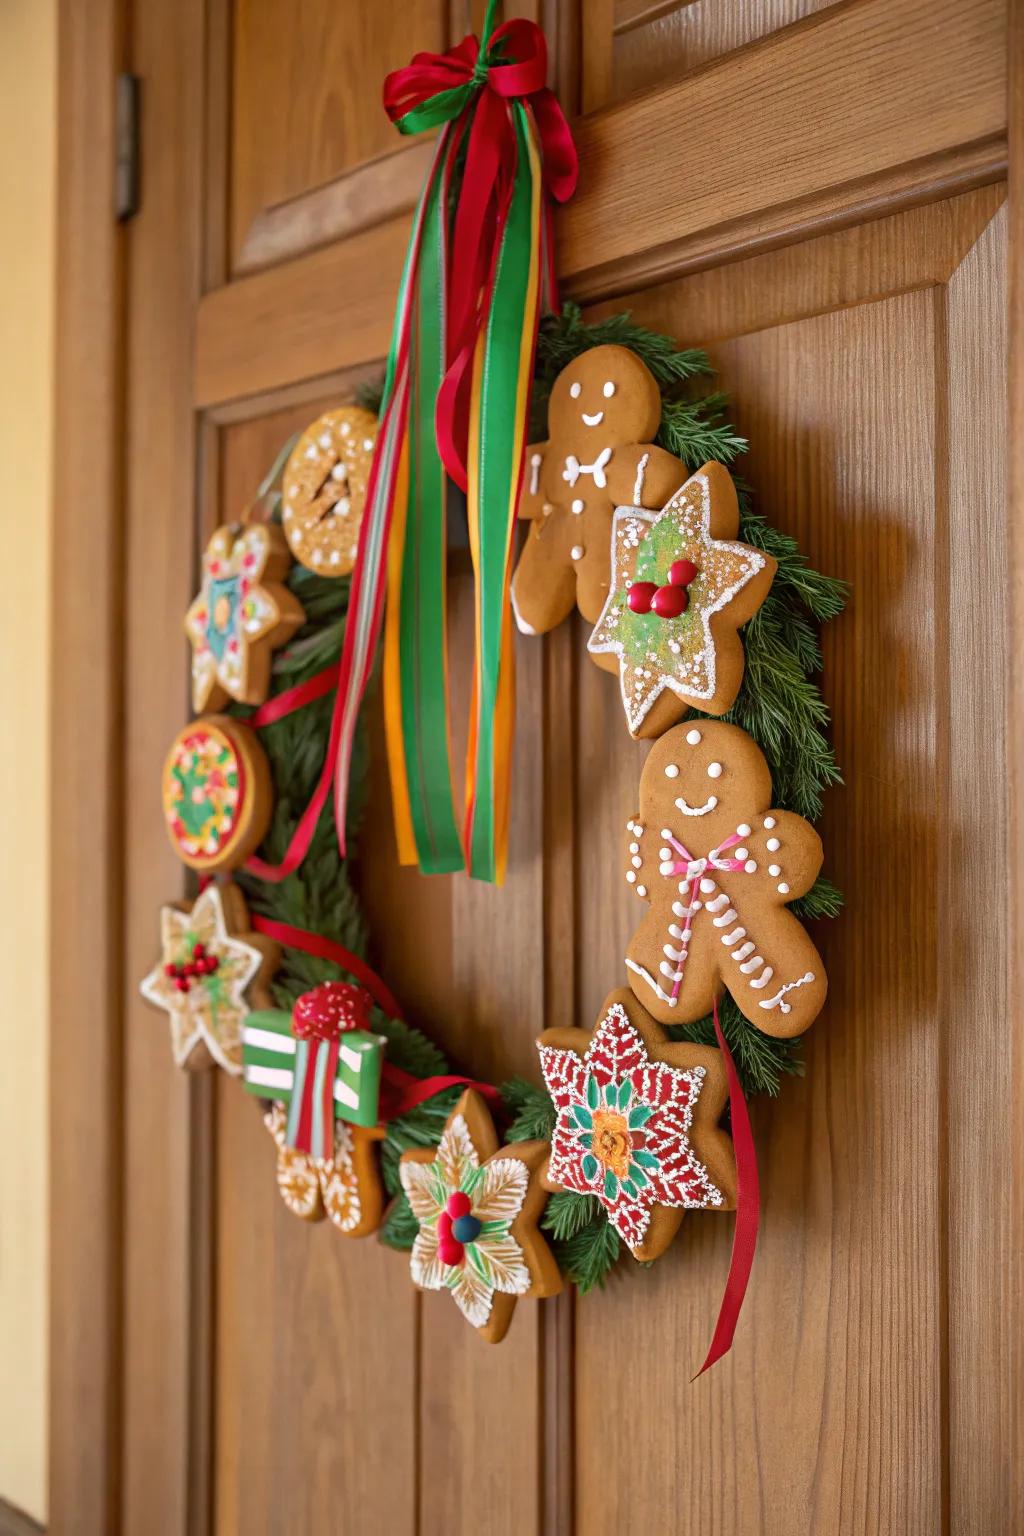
xmin=161 ymin=715 xmax=272 ymax=873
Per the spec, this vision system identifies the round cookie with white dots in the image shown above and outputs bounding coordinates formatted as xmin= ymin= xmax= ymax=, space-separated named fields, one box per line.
xmin=281 ymin=406 xmax=378 ymax=577
xmin=624 ymin=720 xmax=826 ymax=1039
xmin=511 ymin=345 xmax=688 ymax=633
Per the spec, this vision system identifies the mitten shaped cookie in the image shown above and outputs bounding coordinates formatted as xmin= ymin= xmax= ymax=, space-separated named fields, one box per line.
xmin=624 ymin=721 xmax=826 ymax=1038
xmin=511 ymin=345 xmax=686 ymax=633
xmin=537 ymin=987 xmax=736 ymax=1262
xmin=589 ymin=461 xmax=776 ymax=737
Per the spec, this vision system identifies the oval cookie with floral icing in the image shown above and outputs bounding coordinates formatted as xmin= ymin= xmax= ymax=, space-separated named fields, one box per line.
xmin=281 ymin=406 xmax=378 ymax=577
xmin=161 ymin=715 xmax=272 ymax=873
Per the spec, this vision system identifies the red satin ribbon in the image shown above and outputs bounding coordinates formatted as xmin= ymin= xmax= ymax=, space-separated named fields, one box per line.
xmin=246 ymin=661 xmax=340 ymax=729
xmin=249 ymin=914 xmax=501 ymax=1120
xmin=383 ymin=20 xmax=577 ymax=491
xmin=693 ymin=1001 xmax=761 ymax=1377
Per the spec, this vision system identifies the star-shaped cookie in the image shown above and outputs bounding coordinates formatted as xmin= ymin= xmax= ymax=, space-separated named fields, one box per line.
xmin=537 ymin=987 xmax=736 ymax=1261
xmin=139 ymin=882 xmax=278 ymax=1073
xmin=184 ymin=521 xmax=304 ymax=712
xmin=399 ymin=1089 xmax=561 ymax=1343
xmin=263 ymin=1102 xmax=384 ymax=1238
xmin=588 ymin=461 xmax=776 ymax=737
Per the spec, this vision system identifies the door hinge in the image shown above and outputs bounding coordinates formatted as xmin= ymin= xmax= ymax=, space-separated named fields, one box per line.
xmin=115 ymin=73 xmax=141 ymax=222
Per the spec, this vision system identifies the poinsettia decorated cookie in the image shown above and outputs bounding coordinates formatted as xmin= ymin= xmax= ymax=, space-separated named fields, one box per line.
xmin=511 ymin=345 xmax=687 ymax=633
xmin=588 ymin=460 xmax=776 ymax=737
xmin=263 ymin=1102 xmax=384 ymax=1238
xmin=625 ymin=720 xmax=826 ymax=1037
xmin=399 ymin=1089 xmax=561 ymax=1343
xmin=161 ymin=716 xmax=272 ymax=873
xmin=185 ymin=521 xmax=304 ymax=711
xmin=139 ymin=881 xmax=278 ymax=1074
xmin=281 ymin=406 xmax=378 ymax=577
xmin=537 ymin=987 xmax=735 ymax=1262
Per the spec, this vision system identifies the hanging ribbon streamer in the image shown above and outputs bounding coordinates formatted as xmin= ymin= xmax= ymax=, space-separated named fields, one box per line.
xmin=693 ymin=1001 xmax=761 ymax=1377
xmin=330 ymin=0 xmax=577 ymax=885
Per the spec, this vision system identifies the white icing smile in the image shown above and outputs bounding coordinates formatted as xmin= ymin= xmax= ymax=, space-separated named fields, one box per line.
xmin=674 ymin=794 xmax=718 ymax=816
xmin=581 ymin=410 xmax=604 ymax=426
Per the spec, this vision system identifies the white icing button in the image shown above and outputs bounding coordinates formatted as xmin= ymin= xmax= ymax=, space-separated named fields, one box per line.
xmin=744 ymin=860 xmax=757 ymax=873
xmin=737 ymin=824 xmax=751 ymax=837
xmin=766 ymin=837 xmax=780 ymax=851
xmin=664 ymin=764 xmax=679 ymax=778
xmin=686 ymin=729 xmax=701 ymax=745
xmin=570 ymin=381 xmax=581 ymax=399
xmin=571 ymin=499 xmax=584 ymax=514
xmin=571 ymin=545 xmax=584 ymax=560
xmin=764 ymin=816 xmax=776 ymax=829
xmin=660 ymin=827 xmax=672 ymax=838
xmin=734 ymin=847 xmax=749 ymax=861
xmin=603 ymin=381 xmax=616 ymax=398
xmin=778 ymin=882 xmax=790 ymax=895
xmin=659 ymin=847 xmax=671 ymax=860
xmin=707 ymin=762 xmax=723 ymax=779
xmin=699 ymin=878 xmax=715 ymax=894
xmin=636 ymin=885 xmax=646 ymax=897
xmin=627 ymin=871 xmax=636 ymax=883
xmin=768 ymin=864 xmax=781 ymax=877
xmin=631 ymin=855 xmax=642 ymax=868
xmin=629 ymin=842 xmax=639 ymax=854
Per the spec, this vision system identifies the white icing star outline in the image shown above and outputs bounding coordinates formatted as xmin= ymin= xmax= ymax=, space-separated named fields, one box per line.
xmin=587 ymin=469 xmax=768 ymax=733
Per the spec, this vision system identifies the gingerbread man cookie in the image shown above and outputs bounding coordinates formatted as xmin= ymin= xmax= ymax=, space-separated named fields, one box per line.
xmin=589 ymin=461 xmax=776 ymax=737
xmin=185 ymin=521 xmax=304 ymax=712
xmin=511 ymin=345 xmax=687 ymax=633
xmin=399 ymin=1089 xmax=561 ymax=1343
xmin=281 ymin=406 xmax=378 ymax=577
xmin=538 ymin=987 xmax=735 ymax=1262
xmin=624 ymin=721 xmax=826 ymax=1038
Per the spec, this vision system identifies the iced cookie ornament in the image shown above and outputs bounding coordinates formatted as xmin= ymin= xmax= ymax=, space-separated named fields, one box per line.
xmin=185 ymin=520 xmax=304 ymax=712
xmin=511 ymin=345 xmax=688 ymax=633
xmin=281 ymin=406 xmax=378 ymax=577
xmin=589 ymin=460 xmax=776 ymax=738
xmin=625 ymin=720 xmax=826 ymax=1038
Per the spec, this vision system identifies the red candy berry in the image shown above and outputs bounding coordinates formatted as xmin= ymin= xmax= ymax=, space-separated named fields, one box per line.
xmin=438 ymin=1211 xmax=454 ymax=1240
xmin=175 ymin=977 xmax=190 ymax=994
xmin=668 ymin=558 xmax=698 ymax=588
xmin=193 ymin=942 xmax=206 ymax=959
xmin=293 ymin=980 xmax=372 ymax=1044
xmin=627 ymin=581 xmax=658 ymax=615
xmin=164 ymin=963 xmax=177 ymax=978
xmin=651 ymin=584 xmax=688 ymax=619
xmin=438 ymin=1238 xmax=464 ymax=1267
xmin=446 ymin=1190 xmax=472 ymax=1219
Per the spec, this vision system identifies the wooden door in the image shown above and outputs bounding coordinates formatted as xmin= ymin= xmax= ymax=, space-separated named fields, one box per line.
xmin=52 ymin=1 xmax=1024 ymax=1533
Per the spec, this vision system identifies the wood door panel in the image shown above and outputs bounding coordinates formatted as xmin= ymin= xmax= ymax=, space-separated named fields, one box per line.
xmin=569 ymin=203 xmax=1006 ymax=1533
xmin=230 ymin=0 xmax=446 ymax=270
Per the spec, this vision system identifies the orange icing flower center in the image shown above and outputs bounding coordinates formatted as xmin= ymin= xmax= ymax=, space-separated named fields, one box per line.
xmin=590 ymin=1109 xmax=632 ymax=1179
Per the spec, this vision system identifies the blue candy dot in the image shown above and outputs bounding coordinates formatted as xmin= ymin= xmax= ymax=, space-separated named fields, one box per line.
xmin=451 ymin=1213 xmax=482 ymax=1244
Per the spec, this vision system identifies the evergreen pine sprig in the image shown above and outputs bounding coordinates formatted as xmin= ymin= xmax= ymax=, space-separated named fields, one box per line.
xmin=502 ymin=1076 xmax=557 ymax=1142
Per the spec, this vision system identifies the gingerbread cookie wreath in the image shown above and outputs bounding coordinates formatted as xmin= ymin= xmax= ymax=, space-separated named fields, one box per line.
xmin=138 ymin=305 xmax=845 ymax=1369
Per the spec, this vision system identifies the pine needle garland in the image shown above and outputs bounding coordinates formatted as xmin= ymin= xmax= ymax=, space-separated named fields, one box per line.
xmin=236 ymin=302 xmax=844 ymax=1295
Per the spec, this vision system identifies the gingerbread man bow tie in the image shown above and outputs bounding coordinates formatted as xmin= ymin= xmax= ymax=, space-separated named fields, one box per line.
xmin=562 ymin=447 xmax=613 ymax=489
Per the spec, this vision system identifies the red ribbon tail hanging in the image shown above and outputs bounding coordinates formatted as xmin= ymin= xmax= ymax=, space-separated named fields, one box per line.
xmin=693 ymin=999 xmax=761 ymax=1379
xmin=249 ymin=915 xmax=403 ymax=1022
xmin=378 ymin=1063 xmax=502 ymax=1121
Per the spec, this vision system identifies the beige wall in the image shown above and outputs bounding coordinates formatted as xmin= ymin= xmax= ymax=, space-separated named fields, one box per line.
xmin=0 ymin=0 xmax=55 ymax=1523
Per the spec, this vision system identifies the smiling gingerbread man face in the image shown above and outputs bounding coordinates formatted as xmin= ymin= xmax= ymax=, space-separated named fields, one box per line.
xmin=624 ymin=720 xmax=828 ymax=1039
xmin=512 ymin=345 xmax=688 ymax=634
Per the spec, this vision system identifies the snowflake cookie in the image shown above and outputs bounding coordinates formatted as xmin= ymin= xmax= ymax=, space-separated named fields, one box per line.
xmin=184 ymin=520 xmax=304 ymax=711
xmin=588 ymin=460 xmax=776 ymax=737
xmin=281 ymin=406 xmax=378 ymax=577
xmin=399 ymin=1089 xmax=561 ymax=1343
xmin=139 ymin=882 xmax=278 ymax=1074
xmin=625 ymin=719 xmax=827 ymax=1037
xmin=538 ymin=987 xmax=736 ymax=1262
xmin=263 ymin=1103 xmax=384 ymax=1239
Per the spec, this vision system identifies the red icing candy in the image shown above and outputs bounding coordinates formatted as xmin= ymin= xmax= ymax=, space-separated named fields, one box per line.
xmin=668 ymin=558 xmax=698 ymax=588
xmin=627 ymin=581 xmax=658 ymax=615
xmin=438 ymin=1237 xmax=464 ymax=1267
xmin=446 ymin=1190 xmax=472 ymax=1219
xmin=293 ymin=980 xmax=372 ymax=1043
xmin=651 ymin=584 xmax=688 ymax=619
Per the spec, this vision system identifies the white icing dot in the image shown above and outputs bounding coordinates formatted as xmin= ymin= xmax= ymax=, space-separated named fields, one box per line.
xmin=764 ymin=816 xmax=776 ymax=829
xmin=631 ymin=855 xmax=642 ymax=868
xmin=734 ymin=848 xmax=749 ymax=861
xmin=571 ymin=499 xmax=584 ymax=514
xmin=362 ymin=438 xmax=374 ymax=451
xmin=636 ymin=885 xmax=646 ymax=897
xmin=707 ymin=762 xmax=723 ymax=779
xmin=570 ymin=381 xmax=582 ymax=399
xmin=744 ymin=859 xmax=757 ymax=873
xmin=603 ymin=381 xmax=616 ymax=398
xmin=766 ymin=837 xmax=780 ymax=851
xmin=312 ymin=549 xmax=324 ymax=565
xmin=571 ymin=545 xmax=584 ymax=560
xmin=686 ymin=729 xmax=701 ymax=745
xmin=737 ymin=824 xmax=751 ymax=837
xmin=778 ymin=882 xmax=790 ymax=895
xmin=318 ymin=432 xmax=332 ymax=449
xmin=768 ymin=864 xmax=781 ymax=877
xmin=664 ymin=764 xmax=679 ymax=778
xmin=330 ymin=550 xmax=340 ymax=565
xmin=699 ymin=878 xmax=715 ymax=894
xmin=629 ymin=841 xmax=639 ymax=854
xmin=627 ymin=871 xmax=636 ymax=883
xmin=659 ymin=847 xmax=671 ymax=861
xmin=331 ymin=462 xmax=347 ymax=480
xmin=660 ymin=827 xmax=672 ymax=838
